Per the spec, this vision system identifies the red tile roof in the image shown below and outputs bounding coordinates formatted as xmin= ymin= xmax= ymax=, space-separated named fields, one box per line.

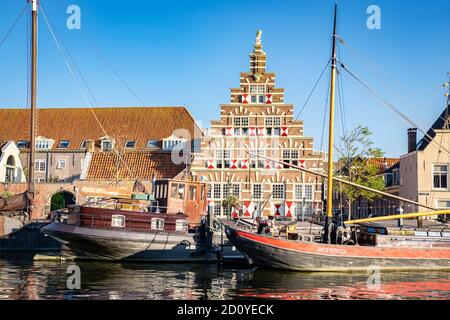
xmin=85 ymin=150 xmax=186 ymax=180
xmin=0 ymin=107 xmax=201 ymax=150
xmin=367 ymin=157 xmax=399 ymax=173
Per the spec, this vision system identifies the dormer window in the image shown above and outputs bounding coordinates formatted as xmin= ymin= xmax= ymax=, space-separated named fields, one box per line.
xmin=35 ymin=137 xmax=54 ymax=150
xmin=80 ymin=140 xmax=87 ymax=148
xmin=162 ymin=135 xmax=186 ymax=151
xmin=101 ymin=139 xmax=113 ymax=151
xmin=124 ymin=140 xmax=136 ymax=149
xmin=17 ymin=140 xmax=28 ymax=148
xmin=146 ymin=140 xmax=158 ymax=148
xmin=58 ymin=140 xmax=70 ymax=149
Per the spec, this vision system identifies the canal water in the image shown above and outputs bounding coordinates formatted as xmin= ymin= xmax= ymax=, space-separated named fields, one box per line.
xmin=0 ymin=253 xmax=449 ymax=300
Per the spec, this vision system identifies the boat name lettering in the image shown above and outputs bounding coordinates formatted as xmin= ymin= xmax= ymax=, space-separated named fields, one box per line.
xmin=317 ymin=247 xmax=348 ymax=255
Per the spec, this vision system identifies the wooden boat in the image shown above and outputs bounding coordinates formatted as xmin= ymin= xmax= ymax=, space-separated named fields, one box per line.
xmin=224 ymin=220 xmax=450 ymax=271
xmin=224 ymin=4 xmax=450 ymax=272
xmin=42 ymin=179 xmax=244 ymax=262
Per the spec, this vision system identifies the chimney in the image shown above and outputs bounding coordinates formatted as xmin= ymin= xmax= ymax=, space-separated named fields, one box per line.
xmin=407 ymin=128 xmax=417 ymax=153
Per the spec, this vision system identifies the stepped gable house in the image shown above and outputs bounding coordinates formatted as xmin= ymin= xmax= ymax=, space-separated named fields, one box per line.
xmin=191 ymin=31 xmax=326 ymax=218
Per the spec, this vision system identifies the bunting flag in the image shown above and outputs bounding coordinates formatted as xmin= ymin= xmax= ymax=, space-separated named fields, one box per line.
xmin=241 ymin=159 xmax=249 ymax=169
xmin=241 ymin=94 xmax=249 ymax=104
xmin=207 ymin=160 xmax=216 ymax=169
xmin=249 ymin=127 xmax=257 ymax=136
xmin=225 ymin=127 xmax=233 ymax=136
xmin=299 ymin=159 xmax=306 ymax=168
xmin=281 ymin=127 xmax=288 ymax=136
xmin=274 ymin=203 xmax=282 ymax=216
xmin=257 ymin=127 xmax=266 ymax=136
xmin=264 ymin=160 xmax=272 ymax=169
xmin=243 ymin=201 xmax=252 ymax=217
xmin=285 ymin=201 xmax=294 ymax=218
xmin=265 ymin=94 xmax=272 ymax=104
xmin=230 ymin=160 xmax=238 ymax=169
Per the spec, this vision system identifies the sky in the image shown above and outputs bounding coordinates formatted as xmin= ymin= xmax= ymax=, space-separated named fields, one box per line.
xmin=0 ymin=0 xmax=449 ymax=157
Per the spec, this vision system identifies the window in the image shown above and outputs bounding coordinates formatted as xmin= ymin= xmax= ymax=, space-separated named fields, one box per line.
xmin=294 ymin=202 xmax=313 ymax=220
xmin=163 ymin=139 xmax=185 ymax=150
xmin=101 ymin=140 xmax=113 ymax=151
xmin=294 ymin=184 xmax=314 ymax=201
xmin=80 ymin=140 xmax=87 ymax=149
xmin=188 ymin=186 xmax=197 ymax=200
xmin=272 ymin=184 xmax=285 ymax=200
xmin=215 ymin=149 xmax=231 ymax=168
xmin=224 ymin=183 xmax=240 ymax=198
xmin=212 ymin=184 xmax=221 ymax=199
xmin=233 ymin=116 xmax=249 ymax=127
xmin=17 ymin=140 xmax=28 ymax=148
xmin=111 ymin=215 xmax=126 ymax=228
xmin=151 ymin=218 xmax=165 ymax=231
xmin=58 ymin=140 xmax=70 ymax=148
xmin=436 ymin=200 xmax=450 ymax=208
xmin=125 ymin=140 xmax=136 ymax=148
xmin=253 ymin=184 xmax=262 ymax=199
xmin=251 ymin=95 xmax=257 ymax=103
xmin=146 ymin=140 xmax=158 ymax=148
xmin=56 ymin=159 xmax=66 ymax=169
xmin=35 ymin=159 xmax=46 ymax=172
xmin=213 ymin=203 xmax=222 ymax=216
xmin=249 ymin=84 xmax=265 ymax=94
xmin=433 ymin=164 xmax=448 ymax=189
xmin=200 ymin=185 xmax=205 ymax=201
xmin=5 ymin=156 xmax=15 ymax=183
xmin=171 ymin=183 xmax=185 ymax=199
xmin=258 ymin=95 xmax=265 ymax=103
xmin=294 ymin=185 xmax=303 ymax=200
xmin=265 ymin=116 xmax=281 ymax=127
xmin=36 ymin=138 xmax=52 ymax=150
xmin=175 ymin=219 xmax=188 ymax=232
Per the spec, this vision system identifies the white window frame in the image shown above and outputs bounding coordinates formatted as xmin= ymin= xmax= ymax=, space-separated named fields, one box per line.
xmin=35 ymin=159 xmax=46 ymax=172
xmin=249 ymin=84 xmax=265 ymax=94
xmin=111 ymin=215 xmax=126 ymax=228
xmin=56 ymin=159 xmax=66 ymax=169
xmin=175 ymin=219 xmax=188 ymax=232
xmin=151 ymin=218 xmax=165 ymax=231
xmin=101 ymin=139 xmax=113 ymax=151
xmin=432 ymin=164 xmax=448 ymax=190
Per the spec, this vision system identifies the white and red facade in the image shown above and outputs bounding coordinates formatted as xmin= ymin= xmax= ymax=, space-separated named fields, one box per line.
xmin=191 ymin=32 xmax=325 ymax=219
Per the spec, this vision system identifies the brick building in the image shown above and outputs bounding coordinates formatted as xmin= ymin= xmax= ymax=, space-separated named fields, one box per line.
xmin=191 ymin=31 xmax=326 ymax=219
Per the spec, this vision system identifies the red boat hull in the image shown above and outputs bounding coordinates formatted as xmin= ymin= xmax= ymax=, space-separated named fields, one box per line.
xmin=225 ymin=226 xmax=450 ymax=271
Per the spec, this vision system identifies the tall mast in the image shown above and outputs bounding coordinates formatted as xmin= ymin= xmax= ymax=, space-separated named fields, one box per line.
xmin=324 ymin=4 xmax=338 ymax=242
xmin=28 ymin=0 xmax=38 ymax=211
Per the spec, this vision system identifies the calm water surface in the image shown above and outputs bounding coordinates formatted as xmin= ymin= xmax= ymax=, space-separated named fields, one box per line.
xmin=0 ymin=253 xmax=449 ymax=300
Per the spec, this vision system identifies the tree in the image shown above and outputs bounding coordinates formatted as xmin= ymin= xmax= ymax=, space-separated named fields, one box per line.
xmin=336 ymin=125 xmax=386 ymax=220
xmin=222 ymin=195 xmax=240 ymax=218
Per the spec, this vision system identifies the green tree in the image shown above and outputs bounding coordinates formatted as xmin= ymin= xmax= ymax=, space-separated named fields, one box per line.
xmin=222 ymin=195 xmax=240 ymax=218
xmin=336 ymin=125 xmax=386 ymax=220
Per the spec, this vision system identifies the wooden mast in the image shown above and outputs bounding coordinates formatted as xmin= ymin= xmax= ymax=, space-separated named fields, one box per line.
xmin=28 ymin=0 xmax=38 ymax=217
xmin=324 ymin=4 xmax=338 ymax=242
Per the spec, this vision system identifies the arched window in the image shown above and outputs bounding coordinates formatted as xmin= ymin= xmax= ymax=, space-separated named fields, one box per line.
xmin=6 ymin=155 xmax=15 ymax=166
xmin=151 ymin=218 xmax=165 ymax=231
xmin=111 ymin=215 xmax=126 ymax=228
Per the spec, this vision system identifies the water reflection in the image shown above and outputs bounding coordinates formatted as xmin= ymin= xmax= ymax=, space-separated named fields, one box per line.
xmin=0 ymin=254 xmax=449 ymax=300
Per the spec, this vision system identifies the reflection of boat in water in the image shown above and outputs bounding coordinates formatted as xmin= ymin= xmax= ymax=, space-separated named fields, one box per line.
xmin=42 ymin=179 xmax=244 ymax=262
xmin=224 ymin=5 xmax=450 ymax=272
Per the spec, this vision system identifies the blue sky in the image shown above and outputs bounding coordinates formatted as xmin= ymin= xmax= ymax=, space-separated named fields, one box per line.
xmin=0 ymin=0 xmax=449 ymax=157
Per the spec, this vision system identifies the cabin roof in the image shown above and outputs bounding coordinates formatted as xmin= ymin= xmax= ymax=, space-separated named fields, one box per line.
xmin=85 ymin=150 xmax=186 ymax=180
xmin=0 ymin=106 xmax=202 ymax=150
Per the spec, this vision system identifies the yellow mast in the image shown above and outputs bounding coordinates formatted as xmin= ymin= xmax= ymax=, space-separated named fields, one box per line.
xmin=325 ymin=4 xmax=338 ymax=242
